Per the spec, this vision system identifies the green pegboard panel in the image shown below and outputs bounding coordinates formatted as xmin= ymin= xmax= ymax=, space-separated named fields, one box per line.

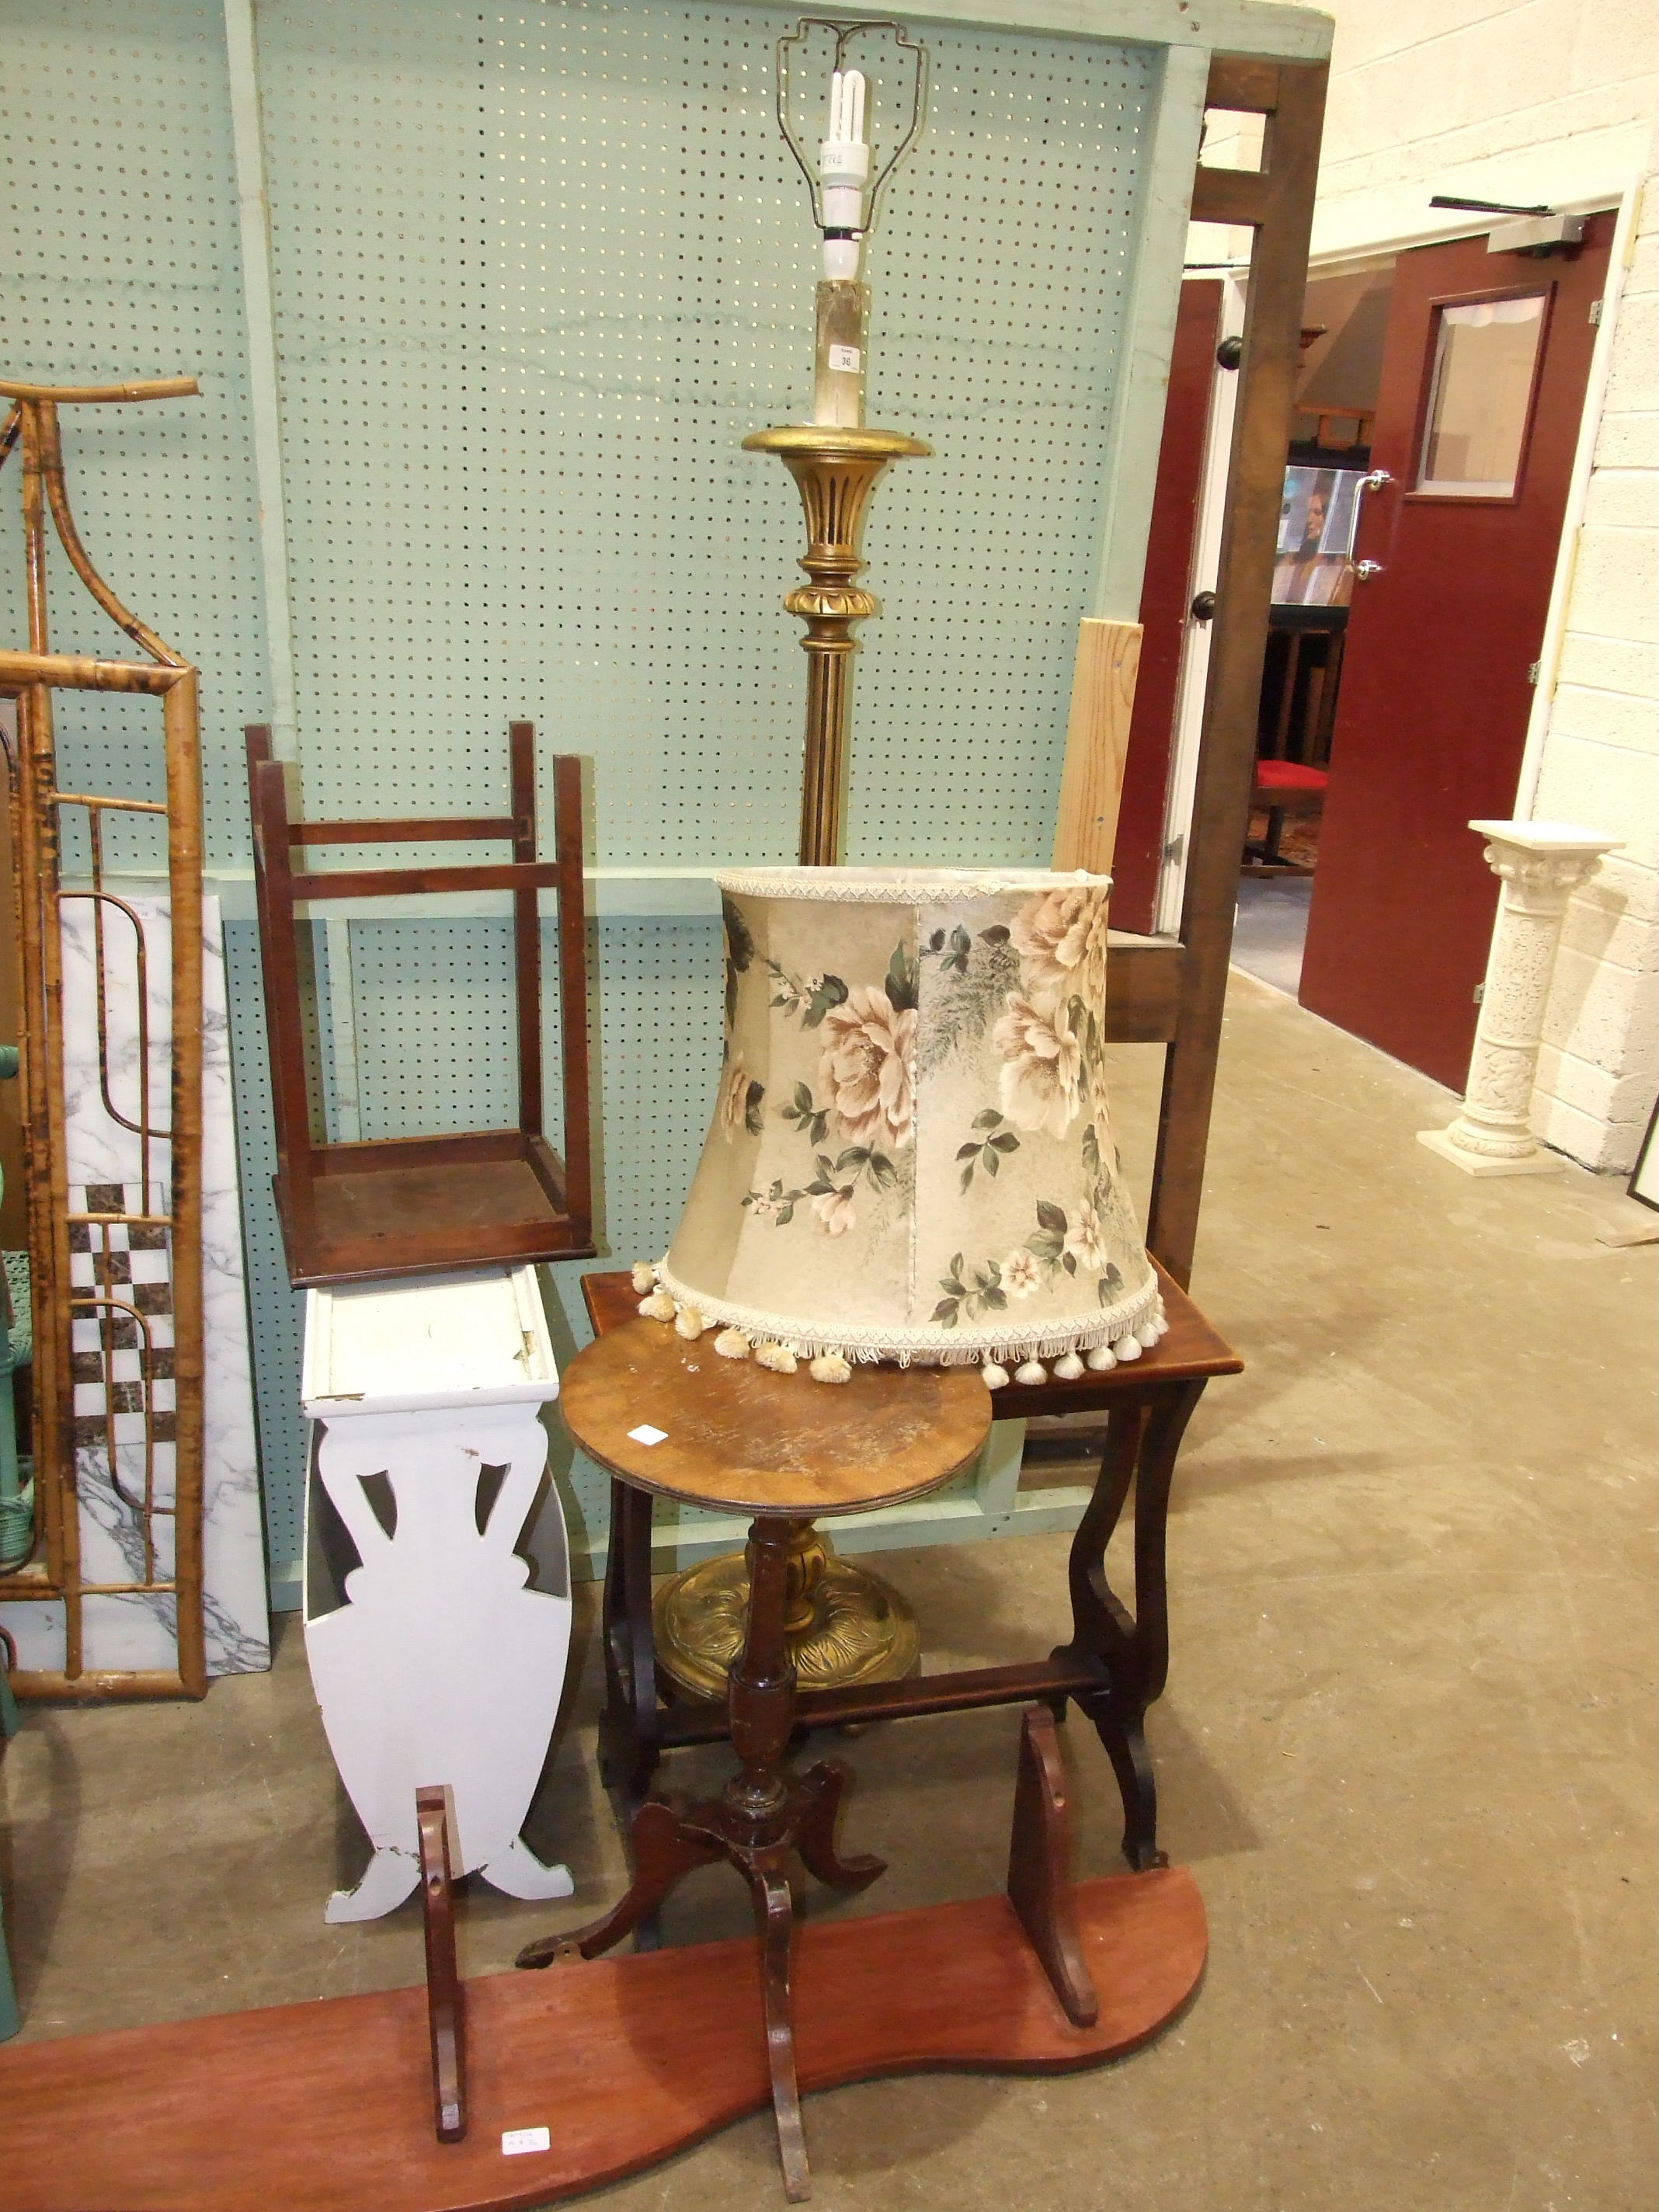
xmin=3 ymin=0 xmax=1185 ymax=1594
xmin=252 ymin=0 xmax=1156 ymax=865
xmin=0 ymin=0 xmax=270 ymax=871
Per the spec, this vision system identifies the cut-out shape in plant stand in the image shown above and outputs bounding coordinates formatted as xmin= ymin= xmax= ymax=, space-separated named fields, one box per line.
xmin=301 ymin=1266 xmax=574 ymax=1923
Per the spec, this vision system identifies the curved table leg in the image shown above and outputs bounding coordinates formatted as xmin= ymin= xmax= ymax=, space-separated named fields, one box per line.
xmin=598 ymin=1479 xmax=663 ymax=1806
xmin=1052 ymin=1380 xmax=1205 ymax=1869
xmin=748 ymin=1856 xmax=811 ymax=2204
xmin=795 ymin=1759 xmax=885 ymax=1894
xmin=1078 ymin=1690 xmax=1165 ymax=1873
xmin=515 ymin=1800 xmax=723 ymax=1967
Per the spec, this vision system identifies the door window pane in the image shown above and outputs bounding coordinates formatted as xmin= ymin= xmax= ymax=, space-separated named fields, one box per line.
xmin=1417 ymin=295 xmax=1546 ymax=497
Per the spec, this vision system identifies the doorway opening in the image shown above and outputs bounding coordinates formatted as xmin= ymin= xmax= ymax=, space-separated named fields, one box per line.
xmin=1231 ymin=260 xmax=1393 ymax=996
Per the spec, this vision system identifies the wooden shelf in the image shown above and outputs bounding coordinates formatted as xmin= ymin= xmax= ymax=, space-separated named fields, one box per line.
xmin=0 ymin=1866 xmax=1205 ymax=2212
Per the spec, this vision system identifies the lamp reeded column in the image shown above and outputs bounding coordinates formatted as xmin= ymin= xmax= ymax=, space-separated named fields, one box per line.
xmin=1418 ymin=819 xmax=1619 ymax=1177
xmin=743 ymin=424 xmax=929 ymax=864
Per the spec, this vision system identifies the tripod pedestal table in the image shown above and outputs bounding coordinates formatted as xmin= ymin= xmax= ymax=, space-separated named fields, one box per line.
xmin=521 ymin=1314 xmax=990 ymax=2200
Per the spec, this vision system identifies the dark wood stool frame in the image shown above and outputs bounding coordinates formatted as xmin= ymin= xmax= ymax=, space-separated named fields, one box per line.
xmin=581 ymin=1268 xmax=1240 ymax=1876
xmin=245 ymin=721 xmax=595 ymax=1287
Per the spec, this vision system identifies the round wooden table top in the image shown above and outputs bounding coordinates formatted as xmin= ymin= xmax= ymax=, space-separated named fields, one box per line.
xmin=558 ymin=1317 xmax=993 ymax=1518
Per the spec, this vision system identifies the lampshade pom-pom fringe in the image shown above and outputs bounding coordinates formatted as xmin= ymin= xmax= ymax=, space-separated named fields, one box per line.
xmin=713 ymin=1327 xmax=752 ymax=1361
xmin=981 ymin=1361 xmax=1010 ymax=1389
xmin=809 ymin=1351 xmax=852 ymax=1385
xmin=1014 ymin=1359 xmax=1048 ymax=1386
xmin=673 ymin=1305 xmax=705 ymax=1341
xmin=1111 ymin=1334 xmax=1143 ymax=1362
xmin=1086 ymin=1342 xmax=1118 ymax=1372
xmin=638 ymin=1290 xmax=676 ymax=1322
xmin=1052 ymin=1351 xmax=1086 ymax=1380
xmin=754 ymin=1341 xmax=798 ymax=1375
xmin=630 ymin=1261 xmax=658 ymax=1294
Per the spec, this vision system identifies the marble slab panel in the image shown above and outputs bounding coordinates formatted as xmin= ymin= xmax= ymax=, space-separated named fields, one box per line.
xmin=0 ymin=895 xmax=270 ymax=1677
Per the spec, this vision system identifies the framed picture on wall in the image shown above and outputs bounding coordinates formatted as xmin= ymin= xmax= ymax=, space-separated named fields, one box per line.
xmin=1628 ymin=1097 xmax=1659 ymax=1213
xmin=1272 ymin=464 xmax=1364 ymax=607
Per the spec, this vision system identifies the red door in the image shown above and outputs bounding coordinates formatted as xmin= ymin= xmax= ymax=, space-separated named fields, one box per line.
xmin=1111 ymin=279 xmax=1223 ymax=934
xmin=1299 ymin=217 xmax=1612 ymax=1087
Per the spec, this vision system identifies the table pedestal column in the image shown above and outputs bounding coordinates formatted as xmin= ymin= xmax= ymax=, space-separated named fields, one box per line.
xmin=1419 ymin=819 xmax=1619 ymax=1178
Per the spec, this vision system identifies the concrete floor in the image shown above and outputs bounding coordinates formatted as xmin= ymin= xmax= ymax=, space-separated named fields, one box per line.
xmin=1232 ymin=875 xmax=1314 ymax=996
xmin=3 ymin=972 xmax=1654 ymax=2210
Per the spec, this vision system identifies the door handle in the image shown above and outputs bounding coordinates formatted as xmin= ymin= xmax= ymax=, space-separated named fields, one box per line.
xmin=1361 ymin=468 xmax=1394 ymax=493
xmin=1355 ymin=559 xmax=1385 ymax=581
xmin=1189 ymin=590 xmax=1216 ymax=623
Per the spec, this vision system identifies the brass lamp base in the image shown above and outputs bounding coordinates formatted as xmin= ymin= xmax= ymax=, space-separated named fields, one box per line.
xmin=653 ymin=1526 xmax=920 ymax=1703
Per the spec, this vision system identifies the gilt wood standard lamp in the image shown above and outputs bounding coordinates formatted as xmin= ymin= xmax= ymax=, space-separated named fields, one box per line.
xmin=650 ymin=24 xmax=1170 ymax=1700
xmin=649 ymin=23 xmax=934 ymax=1696
xmin=746 ymin=19 xmax=930 ymax=867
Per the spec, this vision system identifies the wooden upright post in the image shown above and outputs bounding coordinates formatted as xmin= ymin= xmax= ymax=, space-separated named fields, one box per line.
xmin=1148 ymin=57 xmax=1328 ymax=1285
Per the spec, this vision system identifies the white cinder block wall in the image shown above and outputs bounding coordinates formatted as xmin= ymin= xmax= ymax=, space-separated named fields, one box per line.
xmin=1532 ymin=169 xmax=1658 ymax=1173
xmin=1201 ymin=5 xmax=1657 ymax=1170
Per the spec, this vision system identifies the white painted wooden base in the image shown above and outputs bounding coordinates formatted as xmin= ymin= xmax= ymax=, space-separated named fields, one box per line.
xmin=1420 ymin=822 xmax=1619 ymax=1181
xmin=1416 ymin=1128 xmax=1564 ymax=1177
xmin=301 ymin=1268 xmax=574 ymax=1924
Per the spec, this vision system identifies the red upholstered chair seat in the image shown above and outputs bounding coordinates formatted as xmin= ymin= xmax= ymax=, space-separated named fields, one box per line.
xmin=1254 ymin=758 xmax=1328 ymax=792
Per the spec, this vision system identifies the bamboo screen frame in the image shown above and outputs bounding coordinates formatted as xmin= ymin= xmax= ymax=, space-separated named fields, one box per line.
xmin=0 ymin=376 xmax=207 ymax=1700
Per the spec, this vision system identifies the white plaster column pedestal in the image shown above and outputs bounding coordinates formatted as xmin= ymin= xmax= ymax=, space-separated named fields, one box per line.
xmin=301 ymin=1264 xmax=576 ymax=1924
xmin=1419 ymin=821 xmax=1620 ymax=1177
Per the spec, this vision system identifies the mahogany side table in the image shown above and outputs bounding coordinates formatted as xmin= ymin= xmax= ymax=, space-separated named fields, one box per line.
xmin=583 ymin=1261 xmax=1241 ymax=1874
xmin=517 ymin=1313 xmax=990 ymax=2200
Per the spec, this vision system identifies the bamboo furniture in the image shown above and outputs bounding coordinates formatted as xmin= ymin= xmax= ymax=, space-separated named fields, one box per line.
xmin=521 ymin=1309 xmax=992 ymax=2199
xmin=0 ymin=1630 xmax=18 ymax=2039
xmin=245 ymin=722 xmax=594 ymax=1287
xmin=0 ymin=374 xmax=209 ymax=1700
xmin=583 ymin=1268 xmax=1240 ymax=1876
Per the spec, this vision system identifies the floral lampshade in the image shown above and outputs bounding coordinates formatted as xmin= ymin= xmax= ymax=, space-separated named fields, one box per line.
xmin=635 ymin=868 xmax=1167 ymax=1388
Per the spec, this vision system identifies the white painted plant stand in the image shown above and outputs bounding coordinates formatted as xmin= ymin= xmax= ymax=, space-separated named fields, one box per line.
xmin=301 ymin=1264 xmax=576 ymax=1924
xmin=1419 ymin=820 xmax=1620 ymax=1178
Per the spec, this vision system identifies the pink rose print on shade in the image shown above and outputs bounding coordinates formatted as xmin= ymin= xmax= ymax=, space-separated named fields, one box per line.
xmin=1010 ymin=884 xmax=1109 ymax=1010
xmin=992 ymin=993 xmax=1083 ymax=1138
xmin=818 ymin=984 xmax=918 ymax=1151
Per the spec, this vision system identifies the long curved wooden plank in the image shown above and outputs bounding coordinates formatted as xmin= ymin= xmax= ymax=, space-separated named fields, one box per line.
xmin=0 ymin=1869 xmax=1204 ymax=2212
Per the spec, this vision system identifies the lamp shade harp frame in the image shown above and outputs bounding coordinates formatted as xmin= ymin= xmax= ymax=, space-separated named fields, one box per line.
xmin=636 ymin=868 xmax=1167 ymax=1389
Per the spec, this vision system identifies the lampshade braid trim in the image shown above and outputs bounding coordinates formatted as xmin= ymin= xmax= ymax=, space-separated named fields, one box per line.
xmin=713 ymin=867 xmax=1111 ymax=904
xmin=652 ymin=1255 xmax=1163 ymax=1366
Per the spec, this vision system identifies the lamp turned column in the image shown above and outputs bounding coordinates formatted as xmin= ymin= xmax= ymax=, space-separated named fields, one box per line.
xmin=742 ymin=424 xmax=928 ymax=865
xmin=1419 ymin=820 xmax=1619 ymax=1177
